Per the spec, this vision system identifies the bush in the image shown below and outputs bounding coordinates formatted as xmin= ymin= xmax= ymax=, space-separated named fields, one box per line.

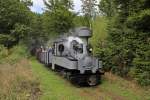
xmin=0 ymin=45 xmax=8 ymax=62
xmin=94 ymin=41 xmax=114 ymax=71
xmin=2 ymin=45 xmax=30 ymax=64
xmin=130 ymin=59 xmax=150 ymax=86
xmin=127 ymin=9 xmax=150 ymax=32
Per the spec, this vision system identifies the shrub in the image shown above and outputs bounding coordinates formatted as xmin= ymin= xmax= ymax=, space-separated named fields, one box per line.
xmin=5 ymin=45 xmax=30 ymax=64
xmin=0 ymin=45 xmax=8 ymax=62
xmin=130 ymin=59 xmax=150 ymax=86
xmin=94 ymin=41 xmax=114 ymax=72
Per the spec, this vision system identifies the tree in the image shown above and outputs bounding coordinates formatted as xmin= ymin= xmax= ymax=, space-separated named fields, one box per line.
xmin=28 ymin=13 xmax=47 ymax=48
xmin=43 ymin=0 xmax=75 ymax=34
xmin=99 ymin=0 xmax=115 ymax=17
xmin=0 ymin=0 xmax=32 ymax=48
xmin=99 ymin=0 xmax=150 ymax=85
xmin=81 ymin=0 xmax=98 ymax=28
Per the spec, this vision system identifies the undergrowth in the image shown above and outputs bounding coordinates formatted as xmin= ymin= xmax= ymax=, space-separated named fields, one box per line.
xmin=0 ymin=45 xmax=41 ymax=100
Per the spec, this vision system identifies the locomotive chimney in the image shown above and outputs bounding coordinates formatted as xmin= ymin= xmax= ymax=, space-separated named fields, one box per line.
xmin=75 ymin=27 xmax=92 ymax=45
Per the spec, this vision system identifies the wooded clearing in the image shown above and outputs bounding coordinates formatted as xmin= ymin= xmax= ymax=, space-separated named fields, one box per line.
xmin=0 ymin=0 xmax=150 ymax=99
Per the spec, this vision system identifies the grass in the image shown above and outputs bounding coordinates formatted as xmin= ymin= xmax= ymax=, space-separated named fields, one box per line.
xmin=0 ymin=59 xmax=41 ymax=100
xmin=0 ymin=14 xmax=149 ymax=100
xmin=101 ymin=73 xmax=150 ymax=100
xmin=30 ymin=58 xmax=84 ymax=100
xmin=30 ymin=58 xmax=150 ymax=100
xmin=0 ymin=45 xmax=149 ymax=100
xmin=0 ymin=45 xmax=41 ymax=100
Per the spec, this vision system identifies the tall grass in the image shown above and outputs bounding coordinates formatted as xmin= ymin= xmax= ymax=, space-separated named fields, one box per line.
xmin=0 ymin=45 xmax=8 ymax=63
xmin=0 ymin=45 xmax=41 ymax=100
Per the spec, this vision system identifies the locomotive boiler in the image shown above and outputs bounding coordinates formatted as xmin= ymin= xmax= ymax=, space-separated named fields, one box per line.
xmin=38 ymin=27 xmax=104 ymax=86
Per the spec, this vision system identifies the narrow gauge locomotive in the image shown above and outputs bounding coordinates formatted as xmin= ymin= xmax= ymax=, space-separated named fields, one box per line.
xmin=37 ymin=27 xmax=104 ymax=86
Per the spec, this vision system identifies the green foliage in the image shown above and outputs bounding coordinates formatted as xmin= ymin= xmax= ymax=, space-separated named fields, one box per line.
xmin=94 ymin=43 xmax=114 ymax=71
xmin=31 ymin=59 xmax=150 ymax=100
xmin=99 ymin=0 xmax=116 ymax=17
xmin=73 ymin=16 xmax=90 ymax=27
xmin=127 ymin=9 xmax=150 ymax=32
xmin=99 ymin=0 xmax=150 ymax=86
xmin=81 ymin=0 xmax=98 ymax=27
xmin=44 ymin=0 xmax=75 ymax=34
xmin=2 ymin=45 xmax=29 ymax=64
xmin=0 ymin=0 xmax=32 ymax=48
xmin=49 ymin=8 xmax=75 ymax=34
xmin=131 ymin=59 xmax=150 ymax=86
xmin=90 ymin=17 xmax=108 ymax=46
xmin=0 ymin=45 xmax=8 ymax=61
xmin=27 ymin=13 xmax=47 ymax=47
xmin=10 ymin=45 xmax=28 ymax=58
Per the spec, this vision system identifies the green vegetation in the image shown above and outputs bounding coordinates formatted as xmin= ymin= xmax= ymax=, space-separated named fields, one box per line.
xmin=81 ymin=0 xmax=98 ymax=27
xmin=44 ymin=0 xmax=75 ymax=34
xmin=0 ymin=0 xmax=150 ymax=99
xmin=30 ymin=59 xmax=83 ymax=100
xmin=0 ymin=48 xmax=149 ymax=100
xmin=98 ymin=0 xmax=150 ymax=86
xmin=90 ymin=17 xmax=108 ymax=54
xmin=0 ymin=0 xmax=32 ymax=48
xmin=0 ymin=45 xmax=40 ymax=100
xmin=0 ymin=0 xmax=75 ymax=51
xmin=30 ymin=58 xmax=150 ymax=100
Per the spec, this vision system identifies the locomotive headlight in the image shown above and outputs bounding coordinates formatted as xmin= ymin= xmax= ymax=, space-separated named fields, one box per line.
xmin=89 ymin=48 xmax=93 ymax=52
xmin=87 ymin=44 xmax=93 ymax=54
xmin=88 ymin=47 xmax=93 ymax=54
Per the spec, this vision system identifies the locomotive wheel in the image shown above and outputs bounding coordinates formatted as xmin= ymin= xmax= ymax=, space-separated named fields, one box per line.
xmin=87 ymin=75 xmax=99 ymax=86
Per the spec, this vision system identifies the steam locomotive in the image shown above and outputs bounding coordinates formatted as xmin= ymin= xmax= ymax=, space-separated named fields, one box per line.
xmin=36 ymin=27 xmax=104 ymax=86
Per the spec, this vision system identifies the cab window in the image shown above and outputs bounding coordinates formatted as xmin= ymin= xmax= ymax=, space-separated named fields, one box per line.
xmin=71 ymin=40 xmax=83 ymax=54
xmin=77 ymin=44 xmax=83 ymax=53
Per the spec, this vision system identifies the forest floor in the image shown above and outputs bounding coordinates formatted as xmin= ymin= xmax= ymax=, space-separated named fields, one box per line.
xmin=30 ymin=58 xmax=150 ymax=100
